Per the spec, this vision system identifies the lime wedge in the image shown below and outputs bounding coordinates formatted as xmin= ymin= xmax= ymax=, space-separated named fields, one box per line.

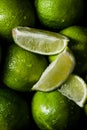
xmin=58 ymin=74 xmax=87 ymax=107
xmin=12 ymin=26 xmax=69 ymax=55
xmin=31 ymin=48 xmax=75 ymax=91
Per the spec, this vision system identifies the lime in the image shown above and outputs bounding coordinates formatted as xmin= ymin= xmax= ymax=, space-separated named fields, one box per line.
xmin=0 ymin=88 xmax=30 ymax=130
xmin=58 ymin=74 xmax=87 ymax=107
xmin=48 ymin=54 xmax=58 ymax=63
xmin=0 ymin=0 xmax=36 ymax=42
xmin=12 ymin=26 xmax=69 ymax=55
xmin=1 ymin=44 xmax=48 ymax=91
xmin=32 ymin=48 xmax=75 ymax=91
xmin=34 ymin=0 xmax=84 ymax=30
xmin=31 ymin=90 xmax=81 ymax=130
xmin=60 ymin=25 xmax=87 ymax=74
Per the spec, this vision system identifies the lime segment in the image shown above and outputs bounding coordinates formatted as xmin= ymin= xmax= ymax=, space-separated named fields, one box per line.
xmin=58 ymin=74 xmax=87 ymax=107
xmin=12 ymin=26 xmax=69 ymax=55
xmin=32 ymin=48 xmax=75 ymax=91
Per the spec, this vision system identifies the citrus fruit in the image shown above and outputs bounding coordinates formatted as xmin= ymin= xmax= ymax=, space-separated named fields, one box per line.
xmin=0 ymin=87 xmax=30 ymax=130
xmin=31 ymin=90 xmax=81 ymax=130
xmin=12 ymin=26 xmax=69 ymax=55
xmin=48 ymin=54 xmax=58 ymax=63
xmin=58 ymin=74 xmax=87 ymax=107
xmin=60 ymin=25 xmax=87 ymax=74
xmin=32 ymin=47 xmax=75 ymax=92
xmin=1 ymin=44 xmax=48 ymax=91
xmin=0 ymin=0 xmax=36 ymax=42
xmin=34 ymin=0 xmax=84 ymax=30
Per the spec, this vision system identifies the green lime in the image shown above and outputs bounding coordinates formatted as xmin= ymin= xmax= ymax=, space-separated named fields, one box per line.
xmin=34 ymin=0 xmax=84 ymax=30
xmin=0 ymin=88 xmax=30 ymax=130
xmin=1 ymin=44 xmax=48 ymax=91
xmin=48 ymin=54 xmax=58 ymax=63
xmin=59 ymin=74 xmax=87 ymax=107
xmin=60 ymin=25 xmax=87 ymax=74
xmin=0 ymin=0 xmax=36 ymax=42
xmin=12 ymin=26 xmax=69 ymax=55
xmin=32 ymin=47 xmax=75 ymax=92
xmin=31 ymin=90 xmax=81 ymax=130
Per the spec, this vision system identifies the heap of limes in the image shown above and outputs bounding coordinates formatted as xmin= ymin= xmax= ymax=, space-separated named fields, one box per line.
xmin=0 ymin=0 xmax=87 ymax=130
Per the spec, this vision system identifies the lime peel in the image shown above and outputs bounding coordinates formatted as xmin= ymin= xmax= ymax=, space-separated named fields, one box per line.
xmin=12 ymin=26 xmax=69 ymax=55
xmin=32 ymin=48 xmax=75 ymax=92
xmin=58 ymin=74 xmax=87 ymax=107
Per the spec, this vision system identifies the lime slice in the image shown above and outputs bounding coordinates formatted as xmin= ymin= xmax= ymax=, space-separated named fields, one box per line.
xmin=31 ymin=48 xmax=75 ymax=91
xmin=12 ymin=26 xmax=69 ymax=55
xmin=58 ymin=74 xmax=87 ymax=107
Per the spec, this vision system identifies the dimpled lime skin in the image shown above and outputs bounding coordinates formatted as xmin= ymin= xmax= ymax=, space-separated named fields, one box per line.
xmin=0 ymin=88 xmax=30 ymax=130
xmin=34 ymin=0 xmax=84 ymax=30
xmin=2 ymin=44 xmax=48 ymax=91
xmin=31 ymin=90 xmax=81 ymax=130
xmin=0 ymin=0 xmax=36 ymax=41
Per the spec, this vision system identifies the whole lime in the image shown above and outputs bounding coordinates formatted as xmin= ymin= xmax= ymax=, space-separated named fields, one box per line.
xmin=2 ymin=44 xmax=48 ymax=91
xmin=31 ymin=90 xmax=81 ymax=130
xmin=0 ymin=0 xmax=36 ymax=41
xmin=0 ymin=88 xmax=30 ymax=130
xmin=34 ymin=0 xmax=84 ymax=30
